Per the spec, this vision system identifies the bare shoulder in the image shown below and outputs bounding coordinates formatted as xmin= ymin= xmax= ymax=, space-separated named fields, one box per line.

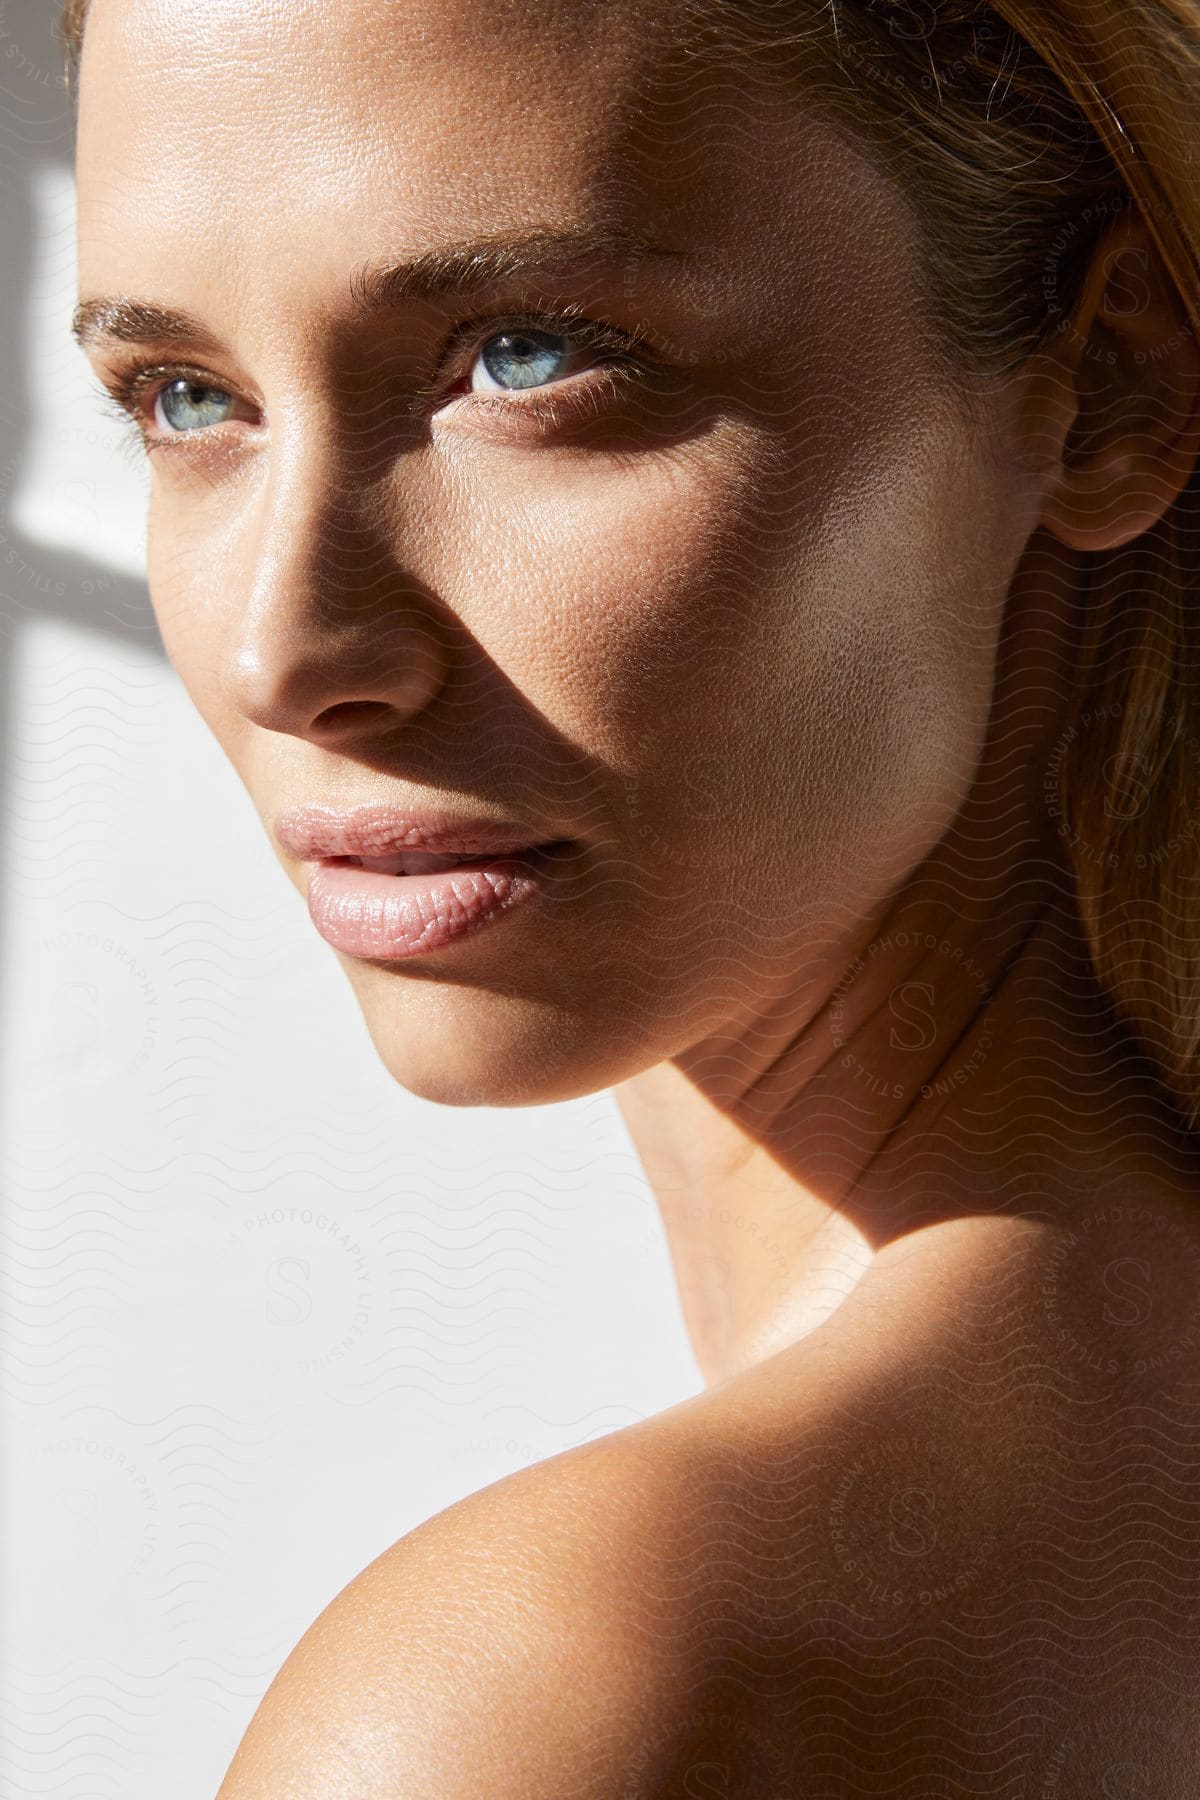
xmin=208 ymin=1220 xmax=1029 ymax=1799
xmin=677 ymin=1208 xmax=1200 ymax=1797
xmin=216 ymin=1210 xmax=1200 ymax=1797
xmin=214 ymin=1411 xmax=744 ymax=1799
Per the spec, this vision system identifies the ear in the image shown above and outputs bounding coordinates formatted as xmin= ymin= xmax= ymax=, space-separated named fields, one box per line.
xmin=1034 ymin=202 xmax=1200 ymax=553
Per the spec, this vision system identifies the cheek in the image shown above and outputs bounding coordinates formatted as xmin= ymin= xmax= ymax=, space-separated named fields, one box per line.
xmin=772 ymin=418 xmax=1015 ymax=877
xmin=444 ymin=413 xmax=1013 ymax=896
xmin=143 ymin=488 xmax=255 ymax=774
xmin=145 ymin=512 xmax=205 ymax=684
xmin=436 ymin=434 xmax=777 ymax=766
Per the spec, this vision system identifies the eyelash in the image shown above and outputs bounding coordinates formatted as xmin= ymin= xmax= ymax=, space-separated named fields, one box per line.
xmin=96 ymin=303 xmax=655 ymax=456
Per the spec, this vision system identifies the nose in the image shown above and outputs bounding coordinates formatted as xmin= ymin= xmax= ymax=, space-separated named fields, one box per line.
xmin=220 ymin=434 xmax=446 ymax=744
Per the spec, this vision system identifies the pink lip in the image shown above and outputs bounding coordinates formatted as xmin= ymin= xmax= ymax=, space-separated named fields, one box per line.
xmin=304 ymin=845 xmax=565 ymax=961
xmin=274 ymin=803 xmax=545 ymax=862
xmin=273 ymin=804 xmax=569 ymax=961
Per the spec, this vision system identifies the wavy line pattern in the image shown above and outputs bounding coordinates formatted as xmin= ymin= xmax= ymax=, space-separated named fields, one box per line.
xmin=10 ymin=0 xmax=1200 ymax=1794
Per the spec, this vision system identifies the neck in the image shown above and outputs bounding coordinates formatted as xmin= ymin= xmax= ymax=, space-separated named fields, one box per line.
xmin=614 ymin=535 xmax=1196 ymax=1388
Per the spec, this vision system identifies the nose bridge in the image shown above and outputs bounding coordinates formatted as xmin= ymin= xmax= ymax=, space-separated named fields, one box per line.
xmin=224 ymin=419 xmax=443 ymax=739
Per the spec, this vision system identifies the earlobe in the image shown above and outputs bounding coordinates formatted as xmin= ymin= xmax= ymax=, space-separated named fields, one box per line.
xmin=1041 ymin=435 xmax=1197 ymax=553
xmin=1035 ymin=204 xmax=1200 ymax=554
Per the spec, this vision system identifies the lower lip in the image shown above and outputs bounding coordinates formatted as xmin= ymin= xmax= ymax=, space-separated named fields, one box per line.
xmin=303 ymin=843 xmax=568 ymax=961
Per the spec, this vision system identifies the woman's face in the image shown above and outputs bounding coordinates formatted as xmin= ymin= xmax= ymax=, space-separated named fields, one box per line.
xmin=74 ymin=0 xmax=1049 ymax=1106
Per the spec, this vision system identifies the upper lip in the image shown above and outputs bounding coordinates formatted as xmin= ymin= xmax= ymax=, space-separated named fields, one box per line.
xmin=273 ymin=803 xmax=554 ymax=862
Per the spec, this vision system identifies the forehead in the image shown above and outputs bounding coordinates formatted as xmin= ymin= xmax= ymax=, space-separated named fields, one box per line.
xmin=77 ymin=1 xmax=863 ymax=244
xmin=78 ymin=0 xmax=728 ymax=272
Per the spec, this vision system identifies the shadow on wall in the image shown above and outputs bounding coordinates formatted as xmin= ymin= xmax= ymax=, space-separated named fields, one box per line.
xmin=0 ymin=0 xmax=160 ymax=632
xmin=0 ymin=0 xmax=164 ymax=939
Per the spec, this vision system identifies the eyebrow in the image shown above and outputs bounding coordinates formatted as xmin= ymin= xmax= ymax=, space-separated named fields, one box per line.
xmin=72 ymin=225 xmax=691 ymax=352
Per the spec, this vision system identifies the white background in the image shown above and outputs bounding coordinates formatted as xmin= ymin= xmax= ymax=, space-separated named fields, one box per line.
xmin=0 ymin=7 xmax=702 ymax=1793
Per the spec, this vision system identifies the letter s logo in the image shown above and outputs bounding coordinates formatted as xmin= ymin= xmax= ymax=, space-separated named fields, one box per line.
xmin=889 ymin=1486 xmax=937 ymax=1558
xmin=1102 ymin=751 xmax=1153 ymax=822
xmin=683 ymin=753 xmax=722 ymax=821
xmin=1102 ymin=240 xmax=1153 ymax=323
xmin=266 ymin=1256 xmax=312 ymax=1325
xmin=1101 ymin=1258 xmax=1152 ymax=1329
xmin=54 ymin=981 xmax=100 ymax=1016
xmin=684 ymin=1764 xmax=730 ymax=1798
xmin=1102 ymin=1761 xmax=1149 ymax=1797
xmin=886 ymin=0 xmax=938 ymax=40
xmin=889 ymin=981 xmax=936 ymax=1053
xmin=59 ymin=1487 xmax=99 ymax=1546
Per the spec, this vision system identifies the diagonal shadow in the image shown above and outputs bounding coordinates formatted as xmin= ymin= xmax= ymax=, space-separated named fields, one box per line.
xmin=0 ymin=0 xmax=165 ymax=1142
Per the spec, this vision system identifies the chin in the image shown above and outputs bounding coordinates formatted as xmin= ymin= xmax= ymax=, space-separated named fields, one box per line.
xmin=345 ymin=966 xmax=642 ymax=1109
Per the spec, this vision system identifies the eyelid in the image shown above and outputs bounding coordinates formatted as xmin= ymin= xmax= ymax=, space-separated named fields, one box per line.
xmin=406 ymin=305 xmax=654 ymax=425
xmin=436 ymin=303 xmax=650 ymax=377
xmin=93 ymin=303 xmax=656 ymax=447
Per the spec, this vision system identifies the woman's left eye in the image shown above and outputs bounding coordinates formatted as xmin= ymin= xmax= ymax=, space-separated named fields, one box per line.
xmin=468 ymin=326 xmax=585 ymax=394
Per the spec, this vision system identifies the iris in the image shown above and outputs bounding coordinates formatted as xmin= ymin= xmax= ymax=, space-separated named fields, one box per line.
xmin=157 ymin=379 xmax=237 ymax=433
xmin=473 ymin=328 xmax=571 ymax=393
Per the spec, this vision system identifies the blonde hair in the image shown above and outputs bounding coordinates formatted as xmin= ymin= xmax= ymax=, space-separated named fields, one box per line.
xmin=61 ymin=0 xmax=1200 ymax=1126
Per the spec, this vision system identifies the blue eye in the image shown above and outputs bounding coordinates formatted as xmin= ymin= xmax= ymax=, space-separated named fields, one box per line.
xmin=155 ymin=378 xmax=238 ymax=433
xmin=471 ymin=328 xmax=573 ymax=394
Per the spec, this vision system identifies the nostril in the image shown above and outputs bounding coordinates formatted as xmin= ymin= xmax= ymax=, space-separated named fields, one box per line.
xmin=311 ymin=700 xmax=394 ymax=732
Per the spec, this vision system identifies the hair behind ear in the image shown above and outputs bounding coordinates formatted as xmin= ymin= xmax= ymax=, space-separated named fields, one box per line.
xmin=997 ymin=0 xmax=1200 ymax=313
xmin=992 ymin=0 xmax=1200 ymax=1126
xmin=1056 ymin=457 xmax=1200 ymax=1127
